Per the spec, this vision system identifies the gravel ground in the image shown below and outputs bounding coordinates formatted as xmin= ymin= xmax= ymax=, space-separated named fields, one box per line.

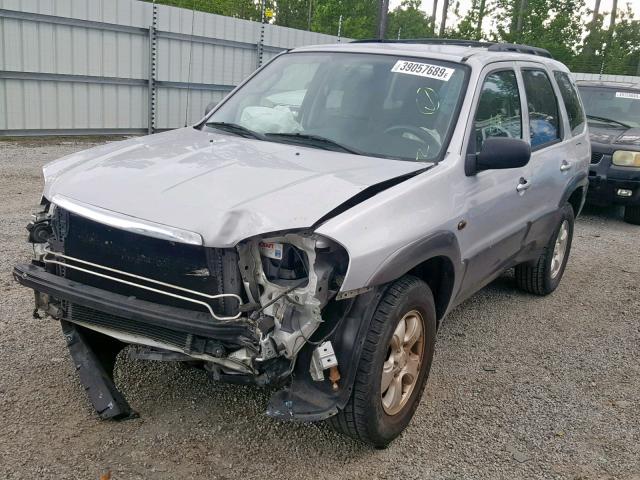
xmin=0 ymin=138 xmax=639 ymax=480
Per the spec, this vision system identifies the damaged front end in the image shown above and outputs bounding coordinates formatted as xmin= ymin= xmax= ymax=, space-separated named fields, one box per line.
xmin=14 ymin=198 xmax=355 ymax=420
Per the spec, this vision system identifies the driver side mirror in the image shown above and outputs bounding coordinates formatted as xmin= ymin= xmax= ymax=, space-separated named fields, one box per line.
xmin=204 ymin=101 xmax=217 ymax=117
xmin=465 ymin=137 xmax=531 ymax=176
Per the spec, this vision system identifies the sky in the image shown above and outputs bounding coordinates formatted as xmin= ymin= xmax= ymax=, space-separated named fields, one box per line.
xmin=388 ymin=0 xmax=633 ymax=35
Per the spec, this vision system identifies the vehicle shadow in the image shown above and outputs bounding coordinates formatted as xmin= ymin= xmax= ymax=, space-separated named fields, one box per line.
xmin=110 ymin=271 xmax=523 ymax=462
xmin=579 ymin=203 xmax=626 ymax=223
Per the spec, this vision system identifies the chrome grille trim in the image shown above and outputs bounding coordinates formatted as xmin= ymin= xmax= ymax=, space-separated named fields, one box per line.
xmin=52 ymin=194 xmax=203 ymax=246
xmin=43 ymin=248 xmax=243 ymax=321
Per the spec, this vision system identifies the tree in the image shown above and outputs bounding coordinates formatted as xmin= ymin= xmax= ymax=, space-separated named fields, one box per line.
xmin=580 ymin=0 xmax=603 ymax=62
xmin=598 ymin=4 xmax=640 ymax=75
xmin=274 ymin=0 xmax=312 ymax=30
xmin=386 ymin=0 xmax=432 ymax=39
xmin=377 ymin=0 xmax=390 ymax=39
xmin=492 ymin=0 xmax=586 ymax=67
xmin=449 ymin=0 xmax=492 ymax=40
xmin=439 ymin=0 xmax=450 ymax=35
xmin=141 ymin=0 xmax=262 ymax=21
xmin=431 ymin=0 xmax=439 ymax=35
xmin=574 ymin=2 xmax=640 ymax=75
xmin=312 ymin=0 xmax=378 ymax=38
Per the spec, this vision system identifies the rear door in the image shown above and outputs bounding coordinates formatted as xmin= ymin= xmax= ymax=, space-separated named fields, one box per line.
xmin=515 ymin=62 xmax=577 ymax=248
xmin=552 ymin=69 xmax=590 ymax=184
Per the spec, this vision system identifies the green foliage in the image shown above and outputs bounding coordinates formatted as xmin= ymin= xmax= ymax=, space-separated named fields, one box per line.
xmin=489 ymin=0 xmax=587 ymax=67
xmin=601 ymin=5 xmax=640 ymax=75
xmin=140 ymin=0 xmax=262 ymax=21
xmin=311 ymin=0 xmax=378 ymax=39
xmin=575 ymin=3 xmax=640 ymax=75
xmin=447 ymin=0 xmax=490 ymax=40
xmin=141 ymin=0 xmax=640 ymax=75
xmin=386 ymin=0 xmax=433 ymax=39
xmin=273 ymin=0 xmax=311 ymax=30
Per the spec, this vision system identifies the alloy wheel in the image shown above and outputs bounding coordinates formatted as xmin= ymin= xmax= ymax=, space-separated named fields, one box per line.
xmin=381 ymin=309 xmax=425 ymax=415
xmin=550 ymin=219 xmax=569 ymax=279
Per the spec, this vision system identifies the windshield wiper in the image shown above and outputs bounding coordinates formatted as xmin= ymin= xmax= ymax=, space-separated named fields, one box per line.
xmin=264 ymin=132 xmax=363 ymax=155
xmin=205 ymin=122 xmax=265 ymax=140
xmin=586 ymin=115 xmax=631 ymax=129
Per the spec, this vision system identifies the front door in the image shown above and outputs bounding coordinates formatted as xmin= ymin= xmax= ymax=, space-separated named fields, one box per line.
xmin=457 ymin=63 xmax=533 ymax=299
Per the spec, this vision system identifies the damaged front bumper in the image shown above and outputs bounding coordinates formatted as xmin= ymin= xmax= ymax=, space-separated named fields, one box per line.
xmin=14 ymin=262 xmax=259 ymax=358
xmin=14 ymin=259 xmax=384 ymax=423
xmin=15 ymin=199 xmax=369 ymax=422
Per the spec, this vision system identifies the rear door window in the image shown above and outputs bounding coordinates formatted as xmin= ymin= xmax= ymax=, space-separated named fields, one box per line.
xmin=521 ymin=69 xmax=561 ymax=148
xmin=553 ymin=71 xmax=586 ymax=136
xmin=474 ymin=70 xmax=522 ymax=153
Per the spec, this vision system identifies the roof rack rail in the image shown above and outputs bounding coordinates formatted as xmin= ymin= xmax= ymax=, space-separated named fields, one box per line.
xmin=349 ymin=38 xmax=553 ymax=59
xmin=350 ymin=38 xmax=493 ymax=48
xmin=486 ymin=42 xmax=553 ymax=58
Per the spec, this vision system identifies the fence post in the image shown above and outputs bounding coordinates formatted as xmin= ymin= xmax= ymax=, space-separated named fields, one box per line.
xmin=147 ymin=3 xmax=158 ymax=134
xmin=256 ymin=0 xmax=266 ymax=68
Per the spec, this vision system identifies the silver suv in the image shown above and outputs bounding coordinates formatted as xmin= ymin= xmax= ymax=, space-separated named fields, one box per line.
xmin=14 ymin=39 xmax=589 ymax=447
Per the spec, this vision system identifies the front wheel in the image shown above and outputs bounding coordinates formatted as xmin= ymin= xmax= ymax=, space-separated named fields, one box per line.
xmin=515 ymin=203 xmax=575 ymax=295
xmin=623 ymin=205 xmax=640 ymax=225
xmin=328 ymin=275 xmax=437 ymax=448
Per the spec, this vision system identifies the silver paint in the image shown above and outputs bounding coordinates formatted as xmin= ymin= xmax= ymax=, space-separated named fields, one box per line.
xmin=42 ymin=127 xmax=427 ymax=248
xmin=40 ymin=47 xmax=590 ymax=311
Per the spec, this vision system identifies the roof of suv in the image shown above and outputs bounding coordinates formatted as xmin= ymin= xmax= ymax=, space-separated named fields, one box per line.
xmin=292 ymin=39 xmax=568 ymax=70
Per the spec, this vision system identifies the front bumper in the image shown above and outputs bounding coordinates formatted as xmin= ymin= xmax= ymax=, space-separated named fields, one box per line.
xmin=13 ymin=262 xmax=258 ymax=355
xmin=588 ymin=153 xmax=640 ymax=207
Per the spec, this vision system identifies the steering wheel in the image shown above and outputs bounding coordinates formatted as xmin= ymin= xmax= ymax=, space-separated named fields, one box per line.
xmin=383 ymin=125 xmax=440 ymax=148
xmin=482 ymin=124 xmax=512 ymax=140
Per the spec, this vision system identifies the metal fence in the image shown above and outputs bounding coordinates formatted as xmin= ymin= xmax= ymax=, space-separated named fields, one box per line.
xmin=0 ymin=0 xmax=341 ymax=136
xmin=1 ymin=1 xmax=639 ymax=137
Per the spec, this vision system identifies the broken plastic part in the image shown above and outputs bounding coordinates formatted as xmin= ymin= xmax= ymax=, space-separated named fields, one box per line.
xmin=237 ymin=234 xmax=330 ymax=359
xmin=310 ymin=341 xmax=338 ymax=382
xmin=60 ymin=320 xmax=138 ymax=420
xmin=258 ymin=335 xmax=278 ymax=361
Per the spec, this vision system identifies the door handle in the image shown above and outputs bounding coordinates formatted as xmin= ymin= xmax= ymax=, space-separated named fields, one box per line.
xmin=560 ymin=161 xmax=572 ymax=172
xmin=516 ymin=178 xmax=531 ymax=193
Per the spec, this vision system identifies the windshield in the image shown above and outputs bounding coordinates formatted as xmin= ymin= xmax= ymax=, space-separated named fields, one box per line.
xmin=578 ymin=86 xmax=640 ymax=128
xmin=203 ymin=52 xmax=468 ymax=162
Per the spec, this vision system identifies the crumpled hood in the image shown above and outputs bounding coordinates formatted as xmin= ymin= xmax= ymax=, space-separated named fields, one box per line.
xmin=43 ymin=128 xmax=429 ymax=247
xmin=588 ymin=124 xmax=640 ymax=147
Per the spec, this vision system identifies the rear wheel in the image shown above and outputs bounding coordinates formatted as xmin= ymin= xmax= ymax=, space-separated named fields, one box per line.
xmin=623 ymin=205 xmax=640 ymax=225
xmin=328 ymin=275 xmax=436 ymax=448
xmin=515 ymin=203 xmax=574 ymax=295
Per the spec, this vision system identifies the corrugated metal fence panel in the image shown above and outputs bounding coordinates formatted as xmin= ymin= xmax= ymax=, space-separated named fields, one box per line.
xmin=152 ymin=5 xmax=341 ymax=129
xmin=0 ymin=0 xmax=151 ymax=132
xmin=0 ymin=80 xmax=147 ymax=131
xmin=154 ymin=5 xmax=262 ymax=128
xmin=572 ymin=72 xmax=640 ymax=84
xmin=0 ymin=0 xmax=344 ymax=135
xmin=264 ymin=25 xmax=339 ymax=49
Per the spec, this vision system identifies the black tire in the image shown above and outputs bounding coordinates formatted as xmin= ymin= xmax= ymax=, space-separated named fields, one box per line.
xmin=328 ymin=275 xmax=437 ymax=448
xmin=623 ymin=205 xmax=640 ymax=225
xmin=515 ymin=203 xmax=574 ymax=295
